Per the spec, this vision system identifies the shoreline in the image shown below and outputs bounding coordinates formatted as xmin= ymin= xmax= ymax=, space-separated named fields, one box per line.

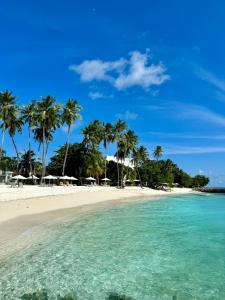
xmin=0 ymin=186 xmax=194 ymax=260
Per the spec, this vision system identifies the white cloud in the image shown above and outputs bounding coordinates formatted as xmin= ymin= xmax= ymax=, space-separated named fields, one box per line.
xmin=178 ymin=103 xmax=225 ymax=126
xmin=69 ymin=58 xmax=126 ymax=82
xmin=145 ymin=131 xmax=225 ymax=140
xmin=165 ymin=145 xmax=225 ymax=155
xmin=69 ymin=50 xmax=169 ymax=91
xmin=196 ymin=67 xmax=225 ymax=93
xmin=116 ymin=110 xmax=138 ymax=120
xmin=147 ymin=101 xmax=225 ymax=127
xmin=88 ymin=91 xmax=104 ymax=99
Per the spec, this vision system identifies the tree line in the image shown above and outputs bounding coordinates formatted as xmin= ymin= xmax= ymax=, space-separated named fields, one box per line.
xmin=0 ymin=90 xmax=209 ymax=187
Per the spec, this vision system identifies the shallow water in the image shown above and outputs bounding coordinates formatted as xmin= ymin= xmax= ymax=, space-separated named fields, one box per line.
xmin=1 ymin=194 xmax=225 ymax=299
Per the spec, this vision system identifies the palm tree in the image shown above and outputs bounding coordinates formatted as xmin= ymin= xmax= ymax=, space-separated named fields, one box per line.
xmin=21 ymin=101 xmax=36 ymax=175
xmin=0 ymin=90 xmax=17 ymax=172
xmin=34 ymin=96 xmax=61 ymax=182
xmin=62 ymin=99 xmax=82 ymax=176
xmin=122 ymin=130 xmax=138 ymax=185
xmin=85 ymin=148 xmax=104 ymax=183
xmin=113 ymin=119 xmax=128 ymax=187
xmin=117 ymin=130 xmax=138 ymax=187
xmin=132 ymin=146 xmax=149 ymax=187
xmin=19 ymin=150 xmax=36 ymax=176
xmin=82 ymin=120 xmax=103 ymax=150
xmin=153 ymin=145 xmax=163 ymax=160
xmin=7 ymin=105 xmax=24 ymax=173
xmin=102 ymin=122 xmax=114 ymax=180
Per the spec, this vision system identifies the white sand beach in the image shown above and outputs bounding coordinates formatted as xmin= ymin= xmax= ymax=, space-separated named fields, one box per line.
xmin=0 ymin=185 xmax=193 ymax=223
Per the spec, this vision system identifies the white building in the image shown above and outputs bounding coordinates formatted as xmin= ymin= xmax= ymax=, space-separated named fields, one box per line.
xmin=106 ymin=156 xmax=134 ymax=168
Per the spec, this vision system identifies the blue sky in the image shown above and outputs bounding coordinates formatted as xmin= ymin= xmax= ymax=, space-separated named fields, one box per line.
xmin=1 ymin=0 xmax=225 ymax=185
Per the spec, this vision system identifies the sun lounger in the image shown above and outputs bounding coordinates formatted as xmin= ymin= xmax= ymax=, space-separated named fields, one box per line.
xmin=10 ymin=181 xmax=18 ymax=188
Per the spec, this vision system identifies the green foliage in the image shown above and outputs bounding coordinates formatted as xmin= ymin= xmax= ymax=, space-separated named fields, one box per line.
xmin=0 ymin=150 xmax=17 ymax=171
xmin=47 ymin=143 xmax=87 ymax=178
xmin=192 ymin=175 xmax=209 ymax=187
xmin=139 ymin=159 xmax=198 ymax=188
xmin=153 ymin=145 xmax=163 ymax=160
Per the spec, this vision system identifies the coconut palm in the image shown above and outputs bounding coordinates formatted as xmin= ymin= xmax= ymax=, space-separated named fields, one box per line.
xmin=34 ymin=96 xmax=61 ymax=181
xmin=21 ymin=101 xmax=36 ymax=175
xmin=0 ymin=90 xmax=17 ymax=171
xmin=7 ymin=106 xmax=24 ymax=173
xmin=113 ymin=120 xmax=128 ymax=187
xmin=153 ymin=145 xmax=163 ymax=160
xmin=118 ymin=130 xmax=137 ymax=187
xmin=61 ymin=99 xmax=82 ymax=176
xmin=132 ymin=146 xmax=149 ymax=187
xmin=123 ymin=130 xmax=138 ymax=185
xmin=82 ymin=120 xmax=103 ymax=150
xmin=19 ymin=150 xmax=37 ymax=176
xmin=102 ymin=122 xmax=114 ymax=180
xmin=85 ymin=148 xmax=104 ymax=183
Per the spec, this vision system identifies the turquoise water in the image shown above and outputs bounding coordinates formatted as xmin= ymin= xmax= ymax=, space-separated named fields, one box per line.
xmin=1 ymin=194 xmax=225 ymax=299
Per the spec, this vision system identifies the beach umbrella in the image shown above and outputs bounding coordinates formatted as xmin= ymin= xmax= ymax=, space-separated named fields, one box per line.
xmin=101 ymin=177 xmax=111 ymax=181
xmin=101 ymin=177 xmax=111 ymax=185
xmin=43 ymin=174 xmax=57 ymax=186
xmin=70 ymin=176 xmax=78 ymax=180
xmin=86 ymin=177 xmax=96 ymax=181
xmin=28 ymin=175 xmax=39 ymax=180
xmin=12 ymin=175 xmax=27 ymax=180
xmin=59 ymin=175 xmax=71 ymax=180
xmin=43 ymin=175 xmax=57 ymax=180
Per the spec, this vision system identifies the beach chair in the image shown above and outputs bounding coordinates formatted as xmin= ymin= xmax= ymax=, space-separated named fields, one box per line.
xmin=10 ymin=181 xmax=17 ymax=188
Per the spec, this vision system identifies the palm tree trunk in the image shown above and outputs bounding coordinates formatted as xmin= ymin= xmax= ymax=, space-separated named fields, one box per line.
xmin=0 ymin=126 xmax=5 ymax=174
xmin=104 ymin=145 xmax=107 ymax=183
xmin=45 ymin=141 xmax=49 ymax=162
xmin=62 ymin=124 xmax=71 ymax=176
xmin=116 ymin=144 xmax=120 ymax=188
xmin=11 ymin=136 xmax=20 ymax=174
xmin=28 ymin=125 xmax=33 ymax=176
xmin=41 ymin=126 xmax=45 ymax=183
xmin=136 ymin=164 xmax=143 ymax=188
xmin=121 ymin=151 xmax=126 ymax=188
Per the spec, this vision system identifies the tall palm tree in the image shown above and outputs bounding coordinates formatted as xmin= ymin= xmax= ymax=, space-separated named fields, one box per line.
xmin=102 ymin=122 xmax=114 ymax=180
xmin=113 ymin=120 xmax=128 ymax=187
xmin=62 ymin=99 xmax=82 ymax=176
xmin=34 ymin=96 xmax=61 ymax=182
xmin=21 ymin=101 xmax=36 ymax=175
xmin=0 ymin=90 xmax=17 ymax=172
xmin=7 ymin=106 xmax=24 ymax=173
xmin=82 ymin=120 xmax=103 ymax=150
xmin=123 ymin=130 xmax=138 ymax=185
xmin=153 ymin=145 xmax=163 ymax=160
xmin=85 ymin=148 xmax=104 ymax=183
xmin=132 ymin=146 xmax=149 ymax=187
xmin=19 ymin=150 xmax=36 ymax=176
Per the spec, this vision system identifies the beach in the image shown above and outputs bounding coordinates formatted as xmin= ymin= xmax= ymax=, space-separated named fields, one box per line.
xmin=0 ymin=185 xmax=193 ymax=223
xmin=0 ymin=185 xmax=193 ymax=258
